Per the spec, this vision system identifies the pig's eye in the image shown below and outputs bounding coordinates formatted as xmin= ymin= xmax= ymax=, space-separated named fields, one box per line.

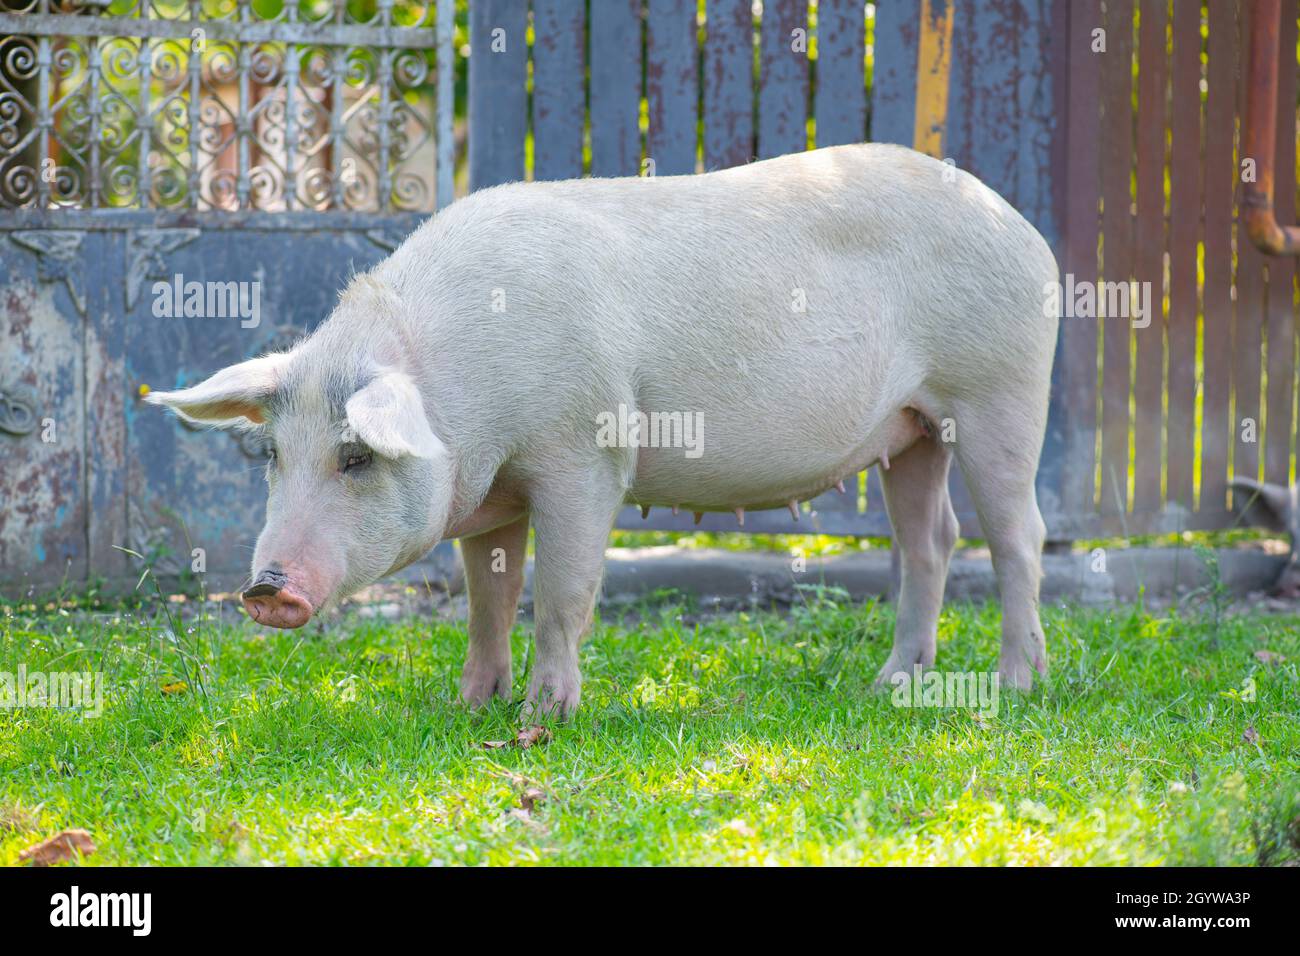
xmin=342 ymin=451 xmax=373 ymax=473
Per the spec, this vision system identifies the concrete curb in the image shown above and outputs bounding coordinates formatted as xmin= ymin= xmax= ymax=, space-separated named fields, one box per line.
xmin=583 ymin=544 xmax=1289 ymax=608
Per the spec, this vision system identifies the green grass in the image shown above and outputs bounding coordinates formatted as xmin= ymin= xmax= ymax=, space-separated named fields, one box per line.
xmin=1 ymin=588 xmax=1297 ymax=866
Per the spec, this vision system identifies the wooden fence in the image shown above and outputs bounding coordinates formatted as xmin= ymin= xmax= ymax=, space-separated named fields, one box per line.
xmin=1062 ymin=0 xmax=1299 ymax=538
xmin=465 ymin=0 xmax=1297 ymax=541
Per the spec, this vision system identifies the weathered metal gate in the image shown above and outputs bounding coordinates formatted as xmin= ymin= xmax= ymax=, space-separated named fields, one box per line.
xmin=0 ymin=0 xmax=455 ymax=593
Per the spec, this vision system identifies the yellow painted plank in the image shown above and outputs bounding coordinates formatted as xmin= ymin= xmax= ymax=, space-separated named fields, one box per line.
xmin=913 ymin=0 xmax=955 ymax=157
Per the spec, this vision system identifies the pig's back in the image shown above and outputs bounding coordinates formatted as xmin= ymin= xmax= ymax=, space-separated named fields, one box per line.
xmin=487 ymin=144 xmax=1053 ymax=408
xmin=451 ymin=143 xmax=1051 ymax=357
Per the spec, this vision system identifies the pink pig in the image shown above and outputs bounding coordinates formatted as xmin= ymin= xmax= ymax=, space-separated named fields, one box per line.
xmin=149 ymin=144 xmax=1060 ymax=717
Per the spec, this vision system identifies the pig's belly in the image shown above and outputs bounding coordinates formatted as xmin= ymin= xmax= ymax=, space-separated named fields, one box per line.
xmin=626 ymin=407 xmax=926 ymax=512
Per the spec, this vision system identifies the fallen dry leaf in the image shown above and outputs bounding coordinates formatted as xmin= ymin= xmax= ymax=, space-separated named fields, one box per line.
xmin=519 ymin=787 xmax=546 ymax=812
xmin=19 ymin=829 xmax=96 ymax=866
xmin=516 ymin=725 xmax=552 ymax=749
xmin=1254 ymin=650 xmax=1286 ymax=665
xmin=1243 ymin=726 xmax=1260 ymax=745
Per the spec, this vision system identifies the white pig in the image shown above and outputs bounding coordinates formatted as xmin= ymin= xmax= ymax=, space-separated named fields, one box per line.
xmin=148 ymin=143 xmax=1059 ymax=717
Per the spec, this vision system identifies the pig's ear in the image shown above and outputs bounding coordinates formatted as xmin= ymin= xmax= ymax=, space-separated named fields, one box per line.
xmin=1229 ymin=477 xmax=1292 ymax=534
xmin=345 ymin=370 xmax=445 ymax=460
xmin=145 ymin=353 xmax=288 ymax=426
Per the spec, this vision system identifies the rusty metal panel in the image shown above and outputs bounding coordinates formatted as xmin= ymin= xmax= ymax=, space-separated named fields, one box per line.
xmin=0 ymin=231 xmax=89 ymax=593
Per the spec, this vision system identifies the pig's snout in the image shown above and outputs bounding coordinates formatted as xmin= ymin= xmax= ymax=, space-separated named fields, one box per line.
xmin=242 ymin=567 xmax=314 ymax=628
xmin=243 ymin=568 xmax=288 ymax=598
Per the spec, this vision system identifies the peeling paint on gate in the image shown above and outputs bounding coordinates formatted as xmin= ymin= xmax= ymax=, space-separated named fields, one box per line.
xmin=0 ymin=275 xmax=87 ymax=589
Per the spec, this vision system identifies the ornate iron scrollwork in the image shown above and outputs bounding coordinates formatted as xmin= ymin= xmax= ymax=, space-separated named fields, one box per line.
xmin=0 ymin=11 xmax=437 ymax=213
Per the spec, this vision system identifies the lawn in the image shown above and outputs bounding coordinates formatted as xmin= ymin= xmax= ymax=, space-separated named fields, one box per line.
xmin=1 ymin=586 xmax=1297 ymax=866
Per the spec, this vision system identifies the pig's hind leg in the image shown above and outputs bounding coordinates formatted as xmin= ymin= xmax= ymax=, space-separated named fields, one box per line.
xmin=875 ymin=432 xmax=959 ymax=686
xmin=460 ymin=514 xmax=530 ymax=707
xmin=950 ymin=394 xmax=1050 ymax=690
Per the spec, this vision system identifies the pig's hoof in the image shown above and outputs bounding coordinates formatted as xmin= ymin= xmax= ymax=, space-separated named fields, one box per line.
xmin=872 ymin=652 xmax=932 ymax=691
xmin=523 ymin=670 xmax=581 ymax=720
xmin=460 ymin=661 xmax=512 ymax=709
xmin=997 ymin=652 xmax=1048 ymax=692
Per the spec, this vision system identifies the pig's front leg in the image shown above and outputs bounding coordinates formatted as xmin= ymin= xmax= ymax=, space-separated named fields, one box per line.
xmin=459 ymin=515 xmax=529 ymax=707
xmin=523 ymin=477 xmax=624 ymax=719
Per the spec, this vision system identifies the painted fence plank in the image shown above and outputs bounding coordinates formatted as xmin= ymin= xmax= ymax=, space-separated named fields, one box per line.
xmin=468 ymin=0 xmax=528 ymax=189
xmin=590 ymin=0 xmax=643 ymax=177
xmin=758 ymin=0 xmax=809 ymax=158
xmin=814 ymin=0 xmax=866 ymax=147
xmin=533 ymin=0 xmax=586 ymax=181
xmin=906 ymin=0 xmax=968 ymax=529
xmin=1233 ymin=0 xmax=1265 ymax=488
xmin=1016 ymin=0 xmax=1067 ymax=245
xmin=912 ymin=0 xmax=954 ymax=159
xmin=1061 ymin=0 xmax=1102 ymax=523
xmin=945 ymin=0 xmax=1064 ymax=534
xmin=1264 ymin=4 xmax=1297 ymax=488
xmin=1200 ymin=1 xmax=1238 ymax=516
xmin=948 ymin=0 xmax=1017 ymax=201
xmin=1165 ymin=0 xmax=1202 ymax=513
xmin=647 ymin=0 xmax=699 ymax=176
xmin=870 ymin=0 xmax=919 ymax=146
xmin=703 ymin=0 xmax=753 ymax=169
xmin=1132 ymin=0 xmax=1166 ymax=514
xmin=1035 ymin=0 xmax=1074 ymax=530
xmin=1098 ymin=0 xmax=1133 ymax=518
